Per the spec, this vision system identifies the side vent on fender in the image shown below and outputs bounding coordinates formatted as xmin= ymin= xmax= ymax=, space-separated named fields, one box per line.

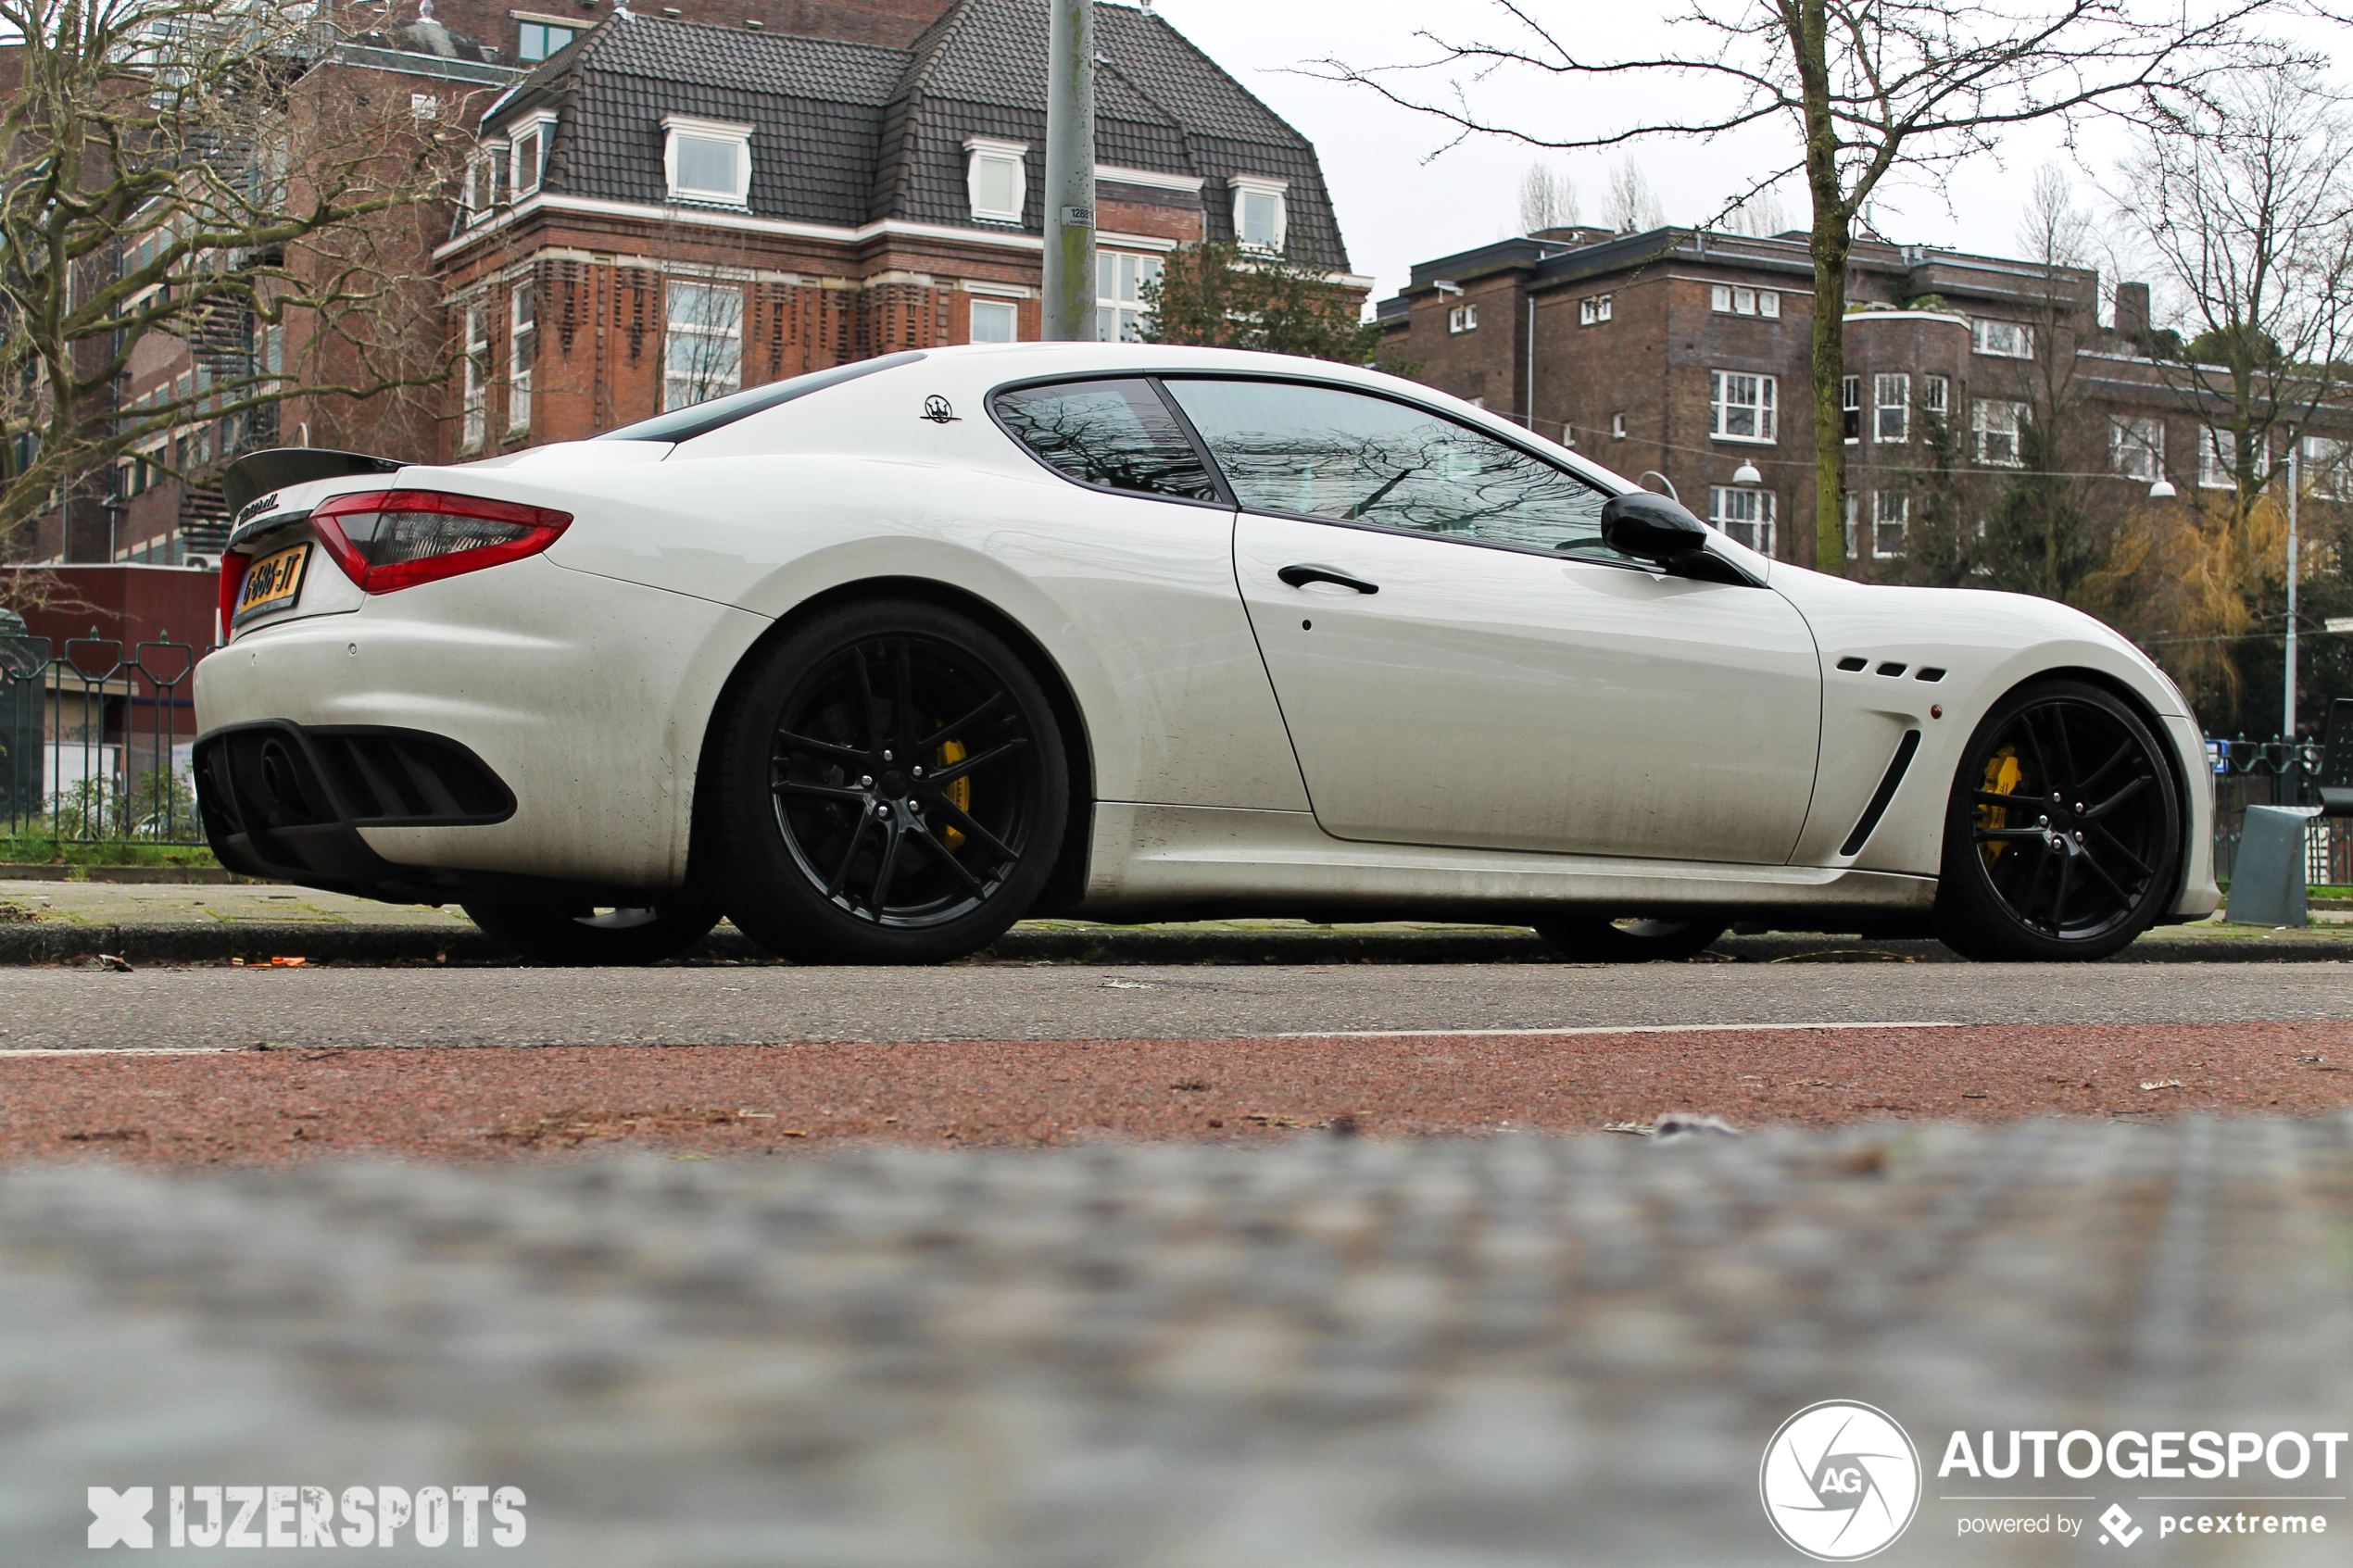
xmin=1841 ymin=730 xmax=1922 ymax=858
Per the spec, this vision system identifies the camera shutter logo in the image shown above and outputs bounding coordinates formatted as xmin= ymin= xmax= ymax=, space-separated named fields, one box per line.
xmin=1759 ymin=1400 xmax=1921 ymax=1561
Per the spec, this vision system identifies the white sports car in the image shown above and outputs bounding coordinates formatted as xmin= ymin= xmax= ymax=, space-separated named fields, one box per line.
xmin=194 ymin=343 xmax=2218 ymax=964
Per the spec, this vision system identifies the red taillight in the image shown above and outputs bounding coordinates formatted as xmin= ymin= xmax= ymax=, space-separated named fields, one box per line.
xmin=219 ymin=551 xmax=252 ymax=643
xmin=309 ymin=489 xmax=573 ymax=594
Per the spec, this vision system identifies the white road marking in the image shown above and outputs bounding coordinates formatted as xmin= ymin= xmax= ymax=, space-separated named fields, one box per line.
xmin=1272 ymin=1022 xmax=1965 ymax=1039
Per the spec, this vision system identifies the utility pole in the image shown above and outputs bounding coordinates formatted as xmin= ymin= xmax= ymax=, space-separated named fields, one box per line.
xmin=2287 ymin=436 xmax=2301 ymax=740
xmin=1040 ymin=0 xmax=1094 ymax=342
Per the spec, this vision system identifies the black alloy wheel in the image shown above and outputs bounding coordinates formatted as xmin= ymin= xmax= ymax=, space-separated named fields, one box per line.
xmin=713 ymin=600 xmax=1069 ymax=964
xmin=463 ymin=895 xmax=721 ymax=966
xmin=1532 ymin=917 xmax=1728 ymax=963
xmin=1935 ymin=679 xmax=2183 ymax=961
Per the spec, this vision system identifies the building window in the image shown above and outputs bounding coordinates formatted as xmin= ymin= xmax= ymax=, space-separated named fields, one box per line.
xmin=1610 ymin=411 xmax=1627 ymax=440
xmin=462 ymin=144 xmax=506 ymax=223
xmin=1709 ymin=485 xmax=1775 ymax=555
xmin=1710 ymin=285 xmax=1779 ymax=318
xmin=460 ymin=306 xmax=487 ymax=449
xmin=1709 ymin=370 xmax=1776 ymax=443
xmin=1097 ymin=252 xmax=1162 ymax=341
xmin=1448 ymin=303 xmax=1478 ymax=334
xmin=661 ymin=116 xmax=751 ymax=207
xmin=663 ymin=280 xmax=742 ymax=411
xmin=970 ymin=298 xmax=1017 ymax=344
xmin=2199 ymin=426 xmax=2237 ymax=489
xmin=2305 ymin=435 xmax=2352 ymax=500
xmin=1580 ymin=294 xmax=1613 ymax=326
xmin=409 ymin=93 xmax=439 ymax=120
xmin=1973 ymin=398 xmax=2026 ymax=466
xmin=1230 ymin=176 xmax=1288 ymax=250
xmin=1973 ymin=318 xmax=2032 ymax=358
xmin=1843 ymin=492 xmax=1858 ymax=558
xmin=2110 ymin=415 xmax=2163 ymax=481
xmin=508 ymin=285 xmax=535 ymax=434
xmin=510 ymin=117 xmax=552 ymax=198
xmin=1875 ymin=373 xmax=1910 ymax=443
xmin=516 ymin=20 xmax=576 ymax=61
xmin=1923 ymin=374 xmax=1949 ymax=419
xmin=1872 ymin=491 xmax=1908 ymax=558
xmin=963 ymin=138 xmax=1027 ymax=224
xmin=1841 ymin=375 xmax=1860 ymax=444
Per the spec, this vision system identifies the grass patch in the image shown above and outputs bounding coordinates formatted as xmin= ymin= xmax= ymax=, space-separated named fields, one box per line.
xmin=0 ymin=836 xmax=220 ymax=868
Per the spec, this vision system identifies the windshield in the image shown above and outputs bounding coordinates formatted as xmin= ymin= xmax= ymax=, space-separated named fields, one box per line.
xmin=596 ymin=351 xmax=927 ymax=444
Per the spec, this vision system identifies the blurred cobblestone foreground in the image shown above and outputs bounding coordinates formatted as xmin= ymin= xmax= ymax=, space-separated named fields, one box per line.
xmin=4 ymin=1118 xmax=2350 ymax=1566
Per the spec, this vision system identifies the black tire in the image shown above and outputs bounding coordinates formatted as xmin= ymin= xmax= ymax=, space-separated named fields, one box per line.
xmin=711 ymin=599 xmax=1069 ymax=964
xmin=463 ymin=895 xmax=721 ymax=966
xmin=1533 ymin=917 xmax=1728 ymax=962
xmin=1934 ymin=679 xmax=2183 ymax=961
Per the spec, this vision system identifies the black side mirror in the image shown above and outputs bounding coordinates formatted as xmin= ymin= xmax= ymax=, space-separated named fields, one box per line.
xmin=1600 ymin=491 xmax=1709 ymax=562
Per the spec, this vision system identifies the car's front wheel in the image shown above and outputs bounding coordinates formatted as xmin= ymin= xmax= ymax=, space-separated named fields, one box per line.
xmin=711 ymin=599 xmax=1069 ymax=964
xmin=1934 ymin=679 xmax=2183 ymax=961
xmin=462 ymin=897 xmax=721 ymax=965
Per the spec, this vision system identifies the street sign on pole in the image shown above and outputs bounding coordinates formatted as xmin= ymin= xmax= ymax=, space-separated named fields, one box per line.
xmin=1041 ymin=0 xmax=1094 ymax=342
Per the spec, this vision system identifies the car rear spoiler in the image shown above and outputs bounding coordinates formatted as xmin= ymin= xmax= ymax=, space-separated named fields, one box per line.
xmin=220 ymin=447 xmax=405 ymax=522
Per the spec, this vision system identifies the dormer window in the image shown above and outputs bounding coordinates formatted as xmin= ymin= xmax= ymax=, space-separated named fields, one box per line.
xmin=463 ymin=143 xmax=508 ymax=223
xmin=1229 ymin=175 xmax=1288 ymax=250
xmin=963 ymin=138 xmax=1027 ymax=224
xmin=661 ymin=115 xmax=752 ymax=207
xmin=510 ymin=114 xmax=554 ymax=198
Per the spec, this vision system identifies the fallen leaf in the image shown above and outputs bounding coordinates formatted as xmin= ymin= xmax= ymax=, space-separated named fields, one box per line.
xmin=2140 ymin=1079 xmax=2184 ymax=1091
xmin=1962 ymin=1090 xmax=1988 ymax=1099
xmin=1602 ymin=1121 xmax=1653 ymax=1135
xmin=95 ymin=953 xmax=133 ymax=972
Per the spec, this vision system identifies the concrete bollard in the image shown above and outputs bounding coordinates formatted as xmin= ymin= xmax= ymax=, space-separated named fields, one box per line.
xmin=2223 ymin=804 xmax=2319 ymax=927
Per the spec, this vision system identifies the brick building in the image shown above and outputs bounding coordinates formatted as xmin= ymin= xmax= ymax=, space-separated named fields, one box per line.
xmin=1375 ymin=226 xmax=2331 ymax=575
xmin=34 ymin=0 xmax=1357 ymax=562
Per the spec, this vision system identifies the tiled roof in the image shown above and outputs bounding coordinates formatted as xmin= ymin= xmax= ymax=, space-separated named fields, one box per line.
xmin=484 ymin=0 xmax=1350 ymax=268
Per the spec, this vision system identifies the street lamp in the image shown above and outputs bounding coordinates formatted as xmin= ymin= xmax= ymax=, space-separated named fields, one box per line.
xmin=2148 ymin=477 xmax=2177 ymax=499
xmin=1731 ymin=460 xmax=1763 ymax=485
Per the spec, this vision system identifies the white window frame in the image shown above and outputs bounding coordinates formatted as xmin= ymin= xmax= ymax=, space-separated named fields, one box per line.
xmin=2305 ymin=435 xmax=2352 ymax=501
xmin=1841 ymin=374 xmax=1861 ymax=445
xmin=1610 ymin=411 xmax=1627 ymax=440
xmin=1448 ymin=303 xmax=1478 ymax=333
xmin=1580 ymin=294 xmax=1613 ymax=326
xmin=1871 ymin=491 xmax=1908 ymax=558
xmin=2110 ymin=415 xmax=2163 ymax=482
xmin=1874 ymin=373 xmax=1910 ymax=444
xmin=1843 ymin=491 xmax=1859 ymax=558
xmin=969 ymin=298 xmax=1018 ymax=344
xmin=1709 ymin=285 xmax=1779 ymax=319
xmin=1973 ymin=318 xmax=2032 ymax=358
xmin=460 ymin=305 xmax=487 ymax=449
xmin=1758 ymin=290 xmax=1780 ymax=319
xmin=1710 ymin=370 xmax=1777 ymax=443
xmin=508 ymin=283 xmax=535 ymax=434
xmin=509 ymin=112 xmax=555 ymax=199
xmin=1973 ymin=398 xmax=2026 ymax=467
xmin=662 ymin=279 xmax=743 ymax=411
xmin=661 ymin=115 xmax=752 ymax=207
xmin=963 ymin=137 xmax=1028 ymax=225
xmin=1096 ymin=251 xmax=1162 ymax=342
xmin=1708 ymin=485 xmax=1775 ymax=556
xmin=463 ymin=142 xmax=507 ymax=224
xmin=2198 ymin=426 xmax=2238 ymax=490
xmin=1229 ymin=174 xmax=1289 ymax=251
xmin=1923 ymin=374 xmax=1949 ymax=419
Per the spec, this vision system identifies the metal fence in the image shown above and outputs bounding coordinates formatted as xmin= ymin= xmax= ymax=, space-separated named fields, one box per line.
xmin=0 ymin=631 xmax=207 ymax=848
xmin=2205 ymin=736 xmax=2353 ymax=886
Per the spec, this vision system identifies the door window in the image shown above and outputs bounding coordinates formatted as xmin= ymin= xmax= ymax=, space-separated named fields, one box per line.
xmin=990 ymin=379 xmax=1222 ymax=501
xmin=1163 ymin=379 xmax=1619 ymax=559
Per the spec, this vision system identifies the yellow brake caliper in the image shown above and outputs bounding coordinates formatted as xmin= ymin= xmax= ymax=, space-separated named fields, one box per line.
xmin=937 ymin=738 xmax=970 ymax=850
xmin=1978 ymin=745 xmax=2023 ymax=867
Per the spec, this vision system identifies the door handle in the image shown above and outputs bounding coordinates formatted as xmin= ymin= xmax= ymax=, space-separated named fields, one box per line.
xmin=1277 ymin=564 xmax=1379 ymax=595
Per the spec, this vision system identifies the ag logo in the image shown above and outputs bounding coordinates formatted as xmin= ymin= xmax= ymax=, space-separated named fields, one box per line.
xmin=1759 ymin=1400 xmax=1921 ymax=1561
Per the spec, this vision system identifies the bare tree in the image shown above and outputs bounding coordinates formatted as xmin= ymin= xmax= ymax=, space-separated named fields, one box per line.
xmin=1516 ymin=162 xmax=1580 ymax=233
xmin=0 ymin=0 xmax=479 ymax=545
xmin=1603 ymin=159 xmax=1662 ymax=232
xmin=1723 ymin=185 xmax=1788 ymax=236
xmin=1312 ymin=0 xmax=2283 ymax=575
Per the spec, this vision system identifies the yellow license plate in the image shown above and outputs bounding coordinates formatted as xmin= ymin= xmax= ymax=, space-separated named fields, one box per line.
xmin=235 ymin=542 xmax=311 ymax=624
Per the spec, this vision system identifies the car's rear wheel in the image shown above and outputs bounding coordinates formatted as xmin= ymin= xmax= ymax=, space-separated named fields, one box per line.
xmin=462 ymin=897 xmax=721 ymax=965
xmin=712 ymin=599 xmax=1068 ymax=964
xmin=1532 ymin=917 xmax=1728 ymax=962
xmin=1935 ymin=679 xmax=2183 ymax=961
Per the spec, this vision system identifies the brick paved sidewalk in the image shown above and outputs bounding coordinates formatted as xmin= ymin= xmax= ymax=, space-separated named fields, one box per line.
xmin=3 ymin=878 xmax=2348 ymax=964
xmin=5 ymin=1117 xmax=2349 ymax=1564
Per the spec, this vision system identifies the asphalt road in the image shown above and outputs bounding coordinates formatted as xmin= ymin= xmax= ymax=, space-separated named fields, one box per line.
xmin=5 ymin=960 xmax=2352 ymax=1052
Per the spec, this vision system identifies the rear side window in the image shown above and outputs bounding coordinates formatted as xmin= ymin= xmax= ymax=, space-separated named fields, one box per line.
xmin=989 ymin=379 xmax=1223 ymax=502
xmin=1161 ymin=378 xmax=1620 ymax=560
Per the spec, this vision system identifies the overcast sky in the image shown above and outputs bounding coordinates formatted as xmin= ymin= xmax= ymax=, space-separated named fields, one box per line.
xmin=1151 ymin=0 xmax=2345 ymax=318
